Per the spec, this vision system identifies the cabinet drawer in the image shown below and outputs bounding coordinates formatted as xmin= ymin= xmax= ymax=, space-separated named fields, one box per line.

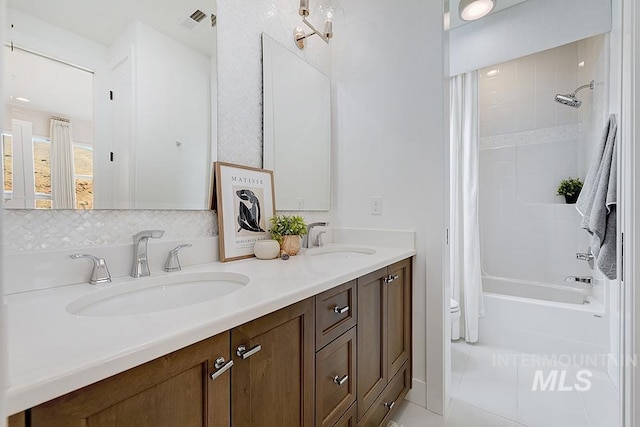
xmin=316 ymin=280 xmax=357 ymax=349
xmin=357 ymin=362 xmax=410 ymax=427
xmin=316 ymin=327 xmax=357 ymax=427
xmin=334 ymin=402 xmax=358 ymax=427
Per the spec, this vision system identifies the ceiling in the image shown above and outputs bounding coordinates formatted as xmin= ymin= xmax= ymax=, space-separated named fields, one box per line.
xmin=448 ymin=0 xmax=529 ymax=30
xmin=7 ymin=0 xmax=216 ymax=57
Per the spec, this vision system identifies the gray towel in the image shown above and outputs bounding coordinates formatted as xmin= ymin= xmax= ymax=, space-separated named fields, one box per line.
xmin=576 ymin=114 xmax=617 ymax=279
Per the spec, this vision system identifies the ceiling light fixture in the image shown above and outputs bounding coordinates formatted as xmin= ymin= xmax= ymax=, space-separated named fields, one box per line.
xmin=459 ymin=0 xmax=496 ymax=22
xmin=15 ymin=97 xmax=30 ymax=103
xmin=294 ymin=0 xmax=341 ymax=49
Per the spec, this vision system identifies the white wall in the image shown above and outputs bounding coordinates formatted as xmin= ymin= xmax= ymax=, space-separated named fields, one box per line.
xmin=478 ymin=38 xmax=608 ymax=289
xmin=331 ymin=0 xmax=447 ymax=412
xmin=450 ymin=0 xmax=612 ymax=76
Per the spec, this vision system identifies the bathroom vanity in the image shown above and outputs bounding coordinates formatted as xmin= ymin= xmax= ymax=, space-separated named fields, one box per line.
xmin=6 ymin=246 xmax=413 ymax=427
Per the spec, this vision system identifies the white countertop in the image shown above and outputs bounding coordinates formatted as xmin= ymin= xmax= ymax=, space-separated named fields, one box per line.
xmin=5 ymin=244 xmax=415 ymax=415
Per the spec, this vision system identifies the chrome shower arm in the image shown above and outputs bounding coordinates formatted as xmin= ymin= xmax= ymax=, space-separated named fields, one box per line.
xmin=573 ymin=80 xmax=595 ymax=96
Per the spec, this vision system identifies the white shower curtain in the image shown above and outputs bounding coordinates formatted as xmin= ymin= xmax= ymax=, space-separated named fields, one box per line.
xmin=450 ymin=71 xmax=484 ymax=343
xmin=50 ymin=118 xmax=76 ymax=209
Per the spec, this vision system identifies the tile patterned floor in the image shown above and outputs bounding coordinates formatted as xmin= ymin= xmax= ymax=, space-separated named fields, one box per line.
xmin=390 ymin=341 xmax=619 ymax=426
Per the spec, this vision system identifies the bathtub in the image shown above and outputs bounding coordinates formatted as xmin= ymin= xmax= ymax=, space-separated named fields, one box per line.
xmin=478 ymin=275 xmax=610 ymax=369
xmin=483 ymin=275 xmax=591 ymax=305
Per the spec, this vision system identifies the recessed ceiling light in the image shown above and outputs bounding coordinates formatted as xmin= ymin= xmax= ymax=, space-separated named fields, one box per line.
xmin=459 ymin=0 xmax=496 ymax=22
xmin=578 ymin=61 xmax=585 ymax=67
xmin=15 ymin=97 xmax=30 ymax=103
xmin=486 ymin=69 xmax=500 ymax=78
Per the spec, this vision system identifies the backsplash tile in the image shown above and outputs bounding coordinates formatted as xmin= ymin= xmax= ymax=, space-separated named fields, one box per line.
xmin=3 ymin=210 xmax=217 ymax=254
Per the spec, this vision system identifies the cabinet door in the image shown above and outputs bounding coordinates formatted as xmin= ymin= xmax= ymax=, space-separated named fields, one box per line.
xmin=357 ymin=362 xmax=410 ymax=427
xmin=316 ymin=327 xmax=357 ymax=427
xmin=356 ymin=267 xmax=388 ymax=420
xmin=231 ymin=298 xmax=315 ymax=427
xmin=30 ymin=332 xmax=231 ymax=427
xmin=386 ymin=258 xmax=412 ymax=380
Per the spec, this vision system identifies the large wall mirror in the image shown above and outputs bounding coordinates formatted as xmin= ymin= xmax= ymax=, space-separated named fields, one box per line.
xmin=2 ymin=0 xmax=217 ymax=210
xmin=262 ymin=34 xmax=331 ymax=211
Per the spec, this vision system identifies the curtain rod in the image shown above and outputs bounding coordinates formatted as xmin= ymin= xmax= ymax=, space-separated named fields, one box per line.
xmin=51 ymin=116 xmax=70 ymax=123
xmin=4 ymin=42 xmax=95 ymax=74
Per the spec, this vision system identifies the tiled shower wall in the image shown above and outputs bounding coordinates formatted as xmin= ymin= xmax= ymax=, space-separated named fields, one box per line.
xmin=479 ymin=35 xmax=608 ymax=285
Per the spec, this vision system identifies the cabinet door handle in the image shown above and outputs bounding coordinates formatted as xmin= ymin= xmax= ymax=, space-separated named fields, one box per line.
xmin=333 ymin=374 xmax=349 ymax=386
xmin=333 ymin=305 xmax=350 ymax=314
xmin=383 ymin=400 xmax=396 ymax=410
xmin=384 ymin=274 xmax=399 ymax=283
xmin=210 ymin=357 xmax=233 ymax=380
xmin=236 ymin=344 xmax=262 ymax=359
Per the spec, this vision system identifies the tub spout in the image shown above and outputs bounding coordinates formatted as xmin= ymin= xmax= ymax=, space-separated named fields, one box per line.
xmin=564 ymin=276 xmax=593 ymax=285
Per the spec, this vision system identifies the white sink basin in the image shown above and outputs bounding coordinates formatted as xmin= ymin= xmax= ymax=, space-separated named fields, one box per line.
xmin=66 ymin=272 xmax=249 ymax=317
xmin=306 ymin=246 xmax=377 ymax=258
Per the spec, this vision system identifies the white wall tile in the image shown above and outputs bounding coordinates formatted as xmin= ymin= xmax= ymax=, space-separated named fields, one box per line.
xmin=478 ymin=36 xmax=608 ymax=286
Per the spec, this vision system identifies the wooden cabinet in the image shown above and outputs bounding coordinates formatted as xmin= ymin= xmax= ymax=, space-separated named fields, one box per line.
xmin=333 ymin=403 xmax=358 ymax=427
xmin=357 ymin=363 xmax=411 ymax=427
xmin=357 ymin=259 xmax=412 ymax=423
xmin=29 ymin=331 xmax=232 ymax=427
xmin=231 ymin=298 xmax=315 ymax=427
xmin=15 ymin=257 xmax=412 ymax=427
xmin=315 ymin=280 xmax=357 ymax=349
xmin=315 ymin=327 xmax=357 ymax=427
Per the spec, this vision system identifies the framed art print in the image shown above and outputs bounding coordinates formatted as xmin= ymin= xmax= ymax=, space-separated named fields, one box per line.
xmin=214 ymin=162 xmax=275 ymax=262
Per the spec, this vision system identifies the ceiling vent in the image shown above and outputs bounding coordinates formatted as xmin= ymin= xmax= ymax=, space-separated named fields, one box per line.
xmin=181 ymin=9 xmax=207 ymax=30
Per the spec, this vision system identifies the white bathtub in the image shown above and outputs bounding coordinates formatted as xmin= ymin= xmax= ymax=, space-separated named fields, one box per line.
xmin=479 ymin=276 xmax=610 ymax=369
xmin=482 ymin=275 xmax=591 ymax=305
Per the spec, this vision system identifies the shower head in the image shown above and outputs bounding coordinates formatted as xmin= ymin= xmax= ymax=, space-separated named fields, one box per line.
xmin=555 ymin=94 xmax=582 ymax=108
xmin=554 ymin=80 xmax=594 ymax=108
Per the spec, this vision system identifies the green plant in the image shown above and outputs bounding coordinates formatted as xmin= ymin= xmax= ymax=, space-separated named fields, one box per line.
xmin=556 ymin=177 xmax=583 ymax=197
xmin=269 ymin=215 xmax=307 ymax=243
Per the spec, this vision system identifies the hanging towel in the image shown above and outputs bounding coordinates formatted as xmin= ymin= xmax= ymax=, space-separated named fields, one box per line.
xmin=576 ymin=114 xmax=617 ymax=279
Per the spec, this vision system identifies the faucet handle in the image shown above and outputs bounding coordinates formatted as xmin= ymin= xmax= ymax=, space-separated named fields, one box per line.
xmin=164 ymin=244 xmax=192 ymax=272
xmin=70 ymin=254 xmax=112 ymax=285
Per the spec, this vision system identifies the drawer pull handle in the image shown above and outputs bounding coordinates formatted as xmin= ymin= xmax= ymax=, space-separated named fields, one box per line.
xmin=333 ymin=374 xmax=349 ymax=386
xmin=383 ymin=400 xmax=396 ymax=410
xmin=236 ymin=344 xmax=262 ymax=359
xmin=210 ymin=357 xmax=233 ymax=380
xmin=333 ymin=305 xmax=350 ymax=314
xmin=384 ymin=274 xmax=399 ymax=283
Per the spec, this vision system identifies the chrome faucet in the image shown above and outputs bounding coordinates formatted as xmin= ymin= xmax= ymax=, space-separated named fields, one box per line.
xmin=70 ymin=254 xmax=112 ymax=285
xmin=303 ymin=222 xmax=329 ymax=248
xmin=131 ymin=230 xmax=165 ymax=278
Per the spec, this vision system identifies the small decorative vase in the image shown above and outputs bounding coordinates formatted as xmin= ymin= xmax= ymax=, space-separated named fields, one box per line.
xmin=254 ymin=239 xmax=280 ymax=260
xmin=564 ymin=193 xmax=579 ymax=204
xmin=280 ymin=235 xmax=301 ymax=256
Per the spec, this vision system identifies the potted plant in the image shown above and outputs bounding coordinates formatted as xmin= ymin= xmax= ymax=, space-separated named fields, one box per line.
xmin=269 ymin=215 xmax=307 ymax=256
xmin=557 ymin=177 xmax=583 ymax=204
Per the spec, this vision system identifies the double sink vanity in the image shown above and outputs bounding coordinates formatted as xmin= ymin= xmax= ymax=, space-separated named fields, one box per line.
xmin=6 ymin=238 xmax=415 ymax=427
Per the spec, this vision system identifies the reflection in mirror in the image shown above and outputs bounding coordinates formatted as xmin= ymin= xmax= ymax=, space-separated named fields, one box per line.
xmin=2 ymin=0 xmax=217 ymax=210
xmin=262 ymin=33 xmax=331 ymax=211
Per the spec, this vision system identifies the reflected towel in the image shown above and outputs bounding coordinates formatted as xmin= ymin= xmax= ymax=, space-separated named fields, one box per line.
xmin=576 ymin=114 xmax=617 ymax=279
